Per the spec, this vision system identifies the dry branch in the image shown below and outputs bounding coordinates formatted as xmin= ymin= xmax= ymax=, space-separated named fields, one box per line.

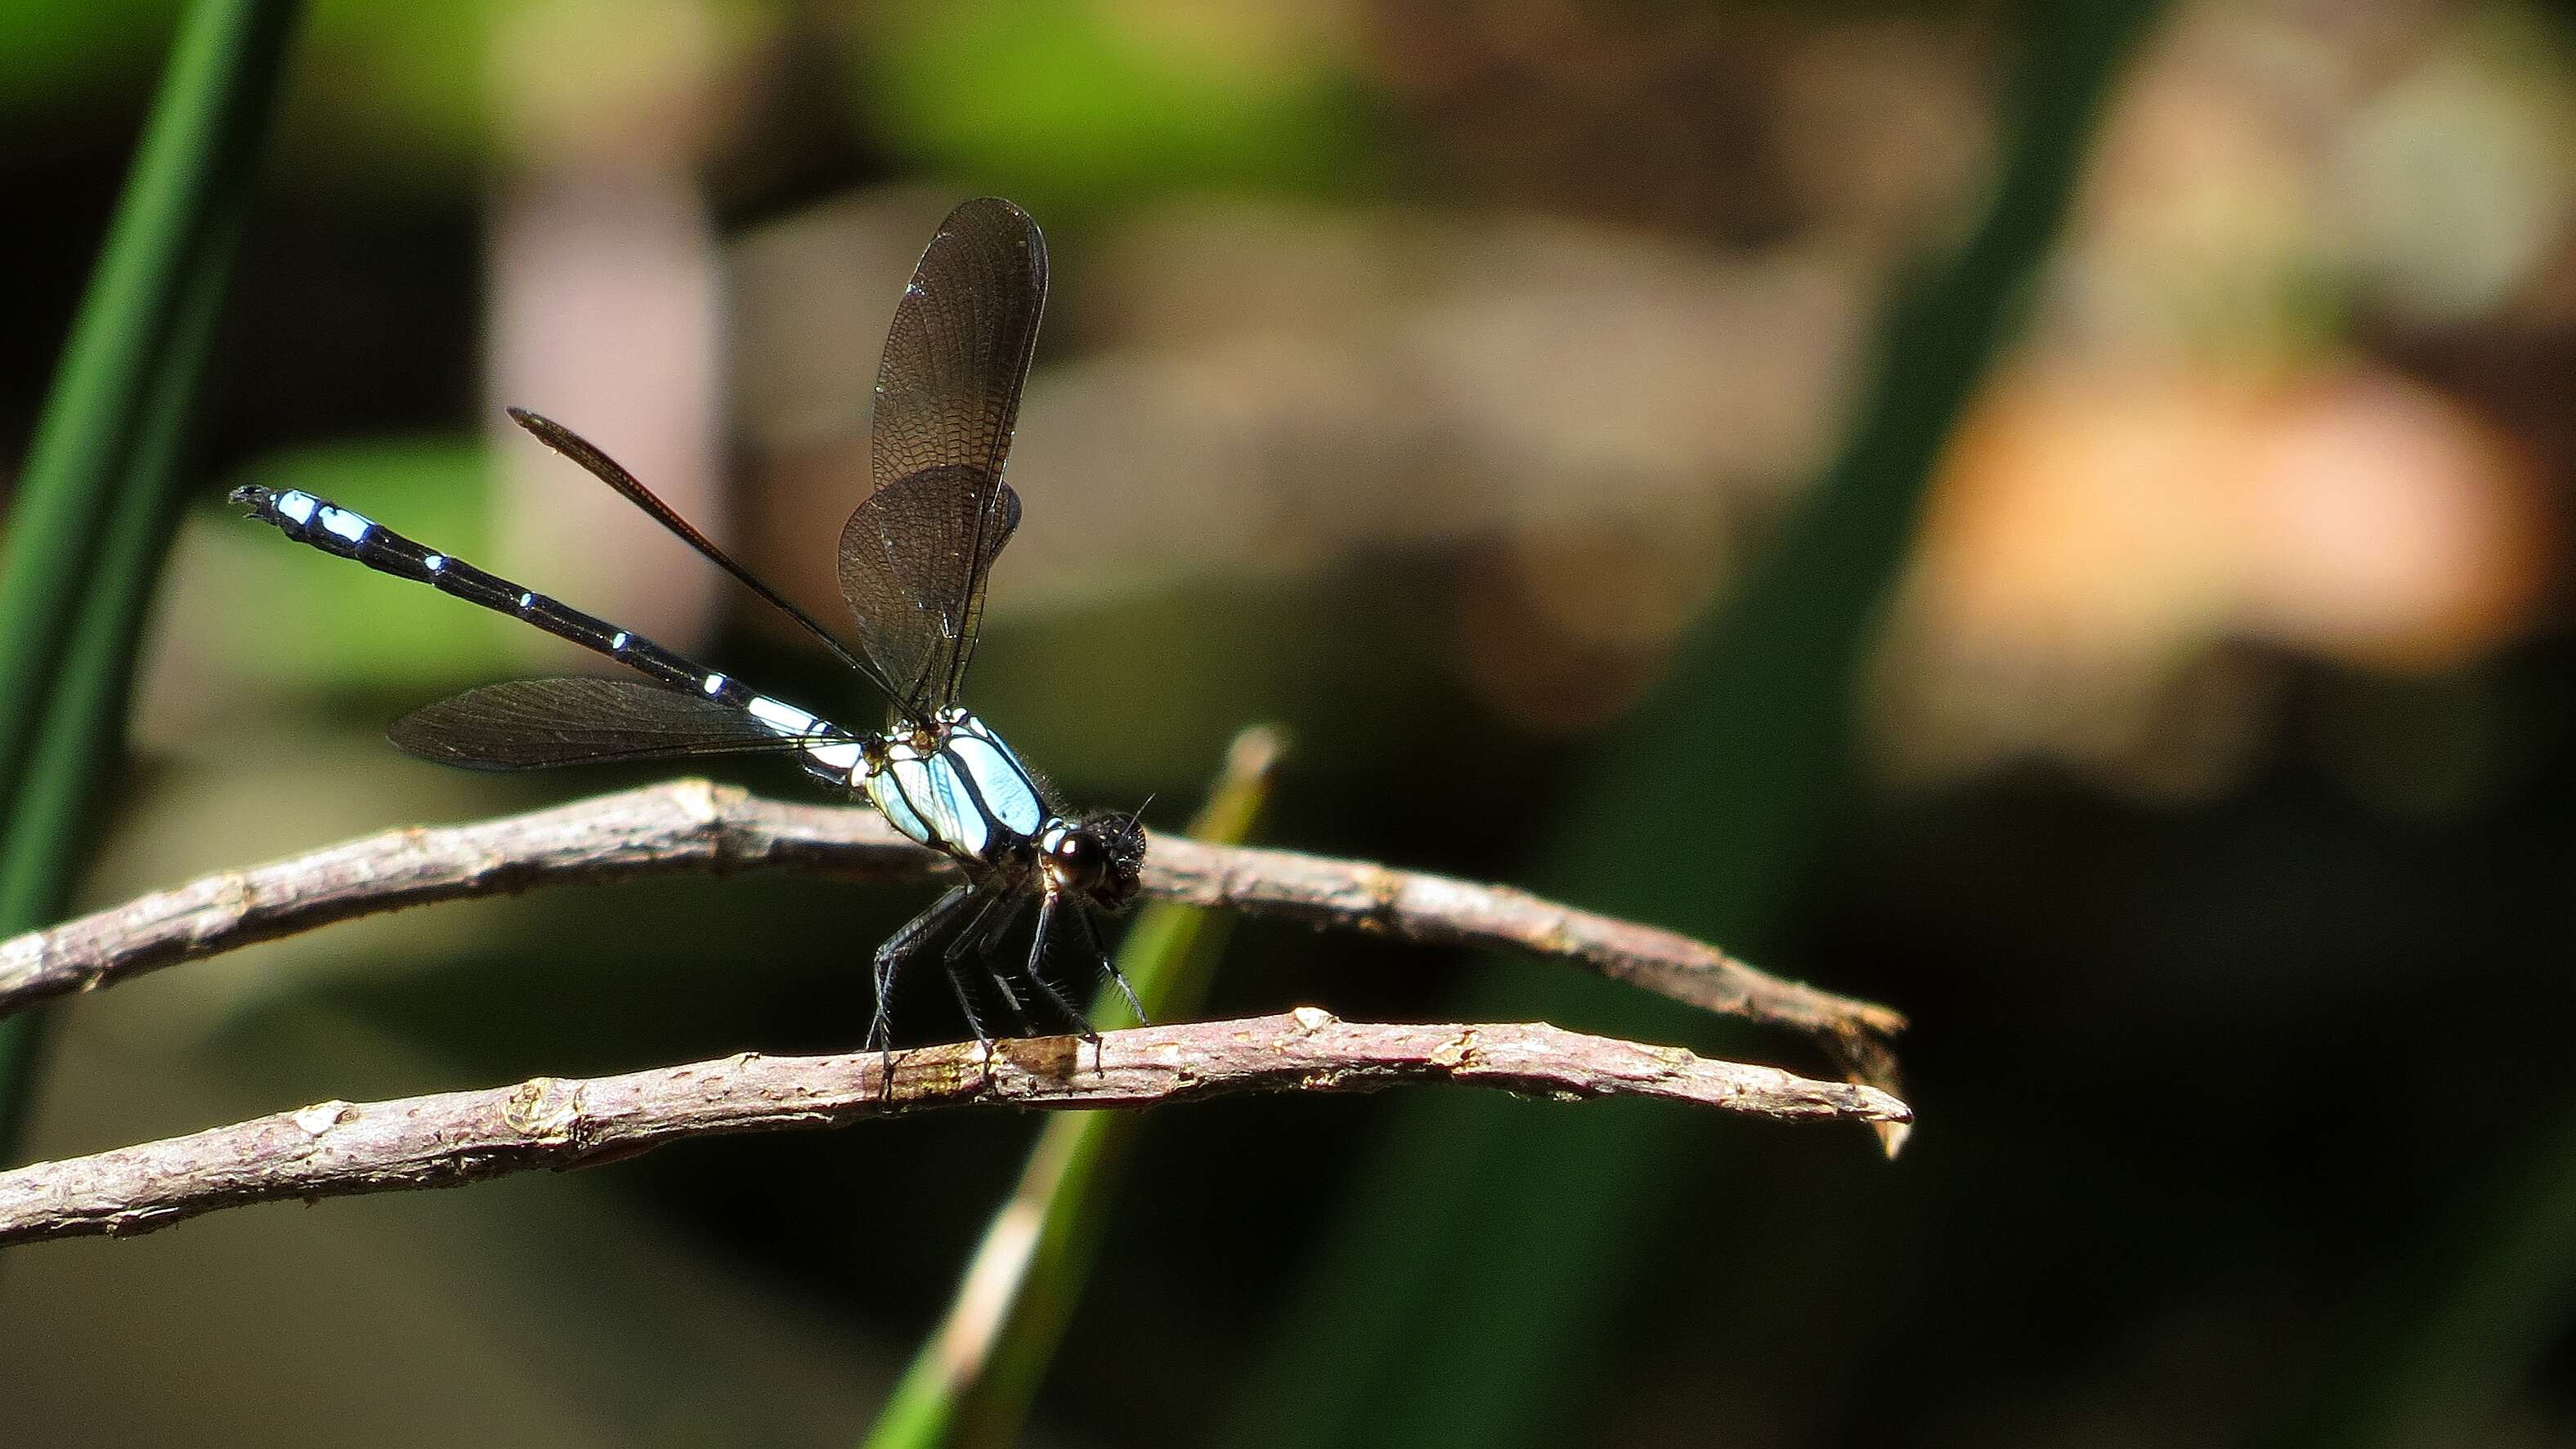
xmin=0 ymin=779 xmax=1904 ymax=1079
xmin=0 ymin=1009 xmax=1907 ymax=1246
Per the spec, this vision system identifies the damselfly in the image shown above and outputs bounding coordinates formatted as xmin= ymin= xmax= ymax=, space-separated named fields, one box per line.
xmin=232 ymin=198 xmax=1145 ymax=1052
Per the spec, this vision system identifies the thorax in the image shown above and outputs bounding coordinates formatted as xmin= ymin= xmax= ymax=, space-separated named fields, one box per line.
xmin=858 ymin=708 xmax=1054 ymax=865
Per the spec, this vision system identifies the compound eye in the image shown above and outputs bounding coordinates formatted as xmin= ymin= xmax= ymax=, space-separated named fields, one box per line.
xmin=1052 ymin=830 xmax=1106 ymax=890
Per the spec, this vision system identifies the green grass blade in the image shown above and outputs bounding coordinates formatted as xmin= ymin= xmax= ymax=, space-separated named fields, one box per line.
xmin=0 ymin=0 xmax=299 ymax=807
xmin=0 ymin=0 xmax=302 ymax=1167
xmin=1219 ymin=5 xmax=2169 ymax=1446
xmin=0 ymin=191 xmax=250 ymax=1166
xmin=862 ymin=727 xmax=1287 ymax=1449
xmin=2265 ymin=1105 xmax=2576 ymax=1447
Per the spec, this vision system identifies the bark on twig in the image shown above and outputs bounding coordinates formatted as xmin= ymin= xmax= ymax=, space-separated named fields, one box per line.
xmin=0 ymin=780 xmax=1904 ymax=1075
xmin=0 ymin=1009 xmax=1908 ymax=1246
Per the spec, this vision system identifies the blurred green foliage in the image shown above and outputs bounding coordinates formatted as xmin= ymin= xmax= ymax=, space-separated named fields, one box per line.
xmin=204 ymin=439 xmax=512 ymax=689
xmin=1225 ymin=3 xmax=2169 ymax=1444
xmin=0 ymin=1 xmax=481 ymax=168
xmin=12 ymin=2 xmax=2576 ymax=1445
xmin=0 ymin=0 xmax=300 ymax=1165
xmin=860 ymin=0 xmax=1383 ymax=211
xmin=2 ymin=0 xmax=1381 ymax=207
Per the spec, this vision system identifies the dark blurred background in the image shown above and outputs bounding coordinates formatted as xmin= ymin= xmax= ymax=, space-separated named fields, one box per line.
xmin=5 ymin=1 xmax=2575 ymax=1445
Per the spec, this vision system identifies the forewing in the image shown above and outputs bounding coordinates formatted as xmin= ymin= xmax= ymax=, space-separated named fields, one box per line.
xmin=843 ymin=196 xmax=1046 ymax=718
xmin=388 ymin=678 xmax=824 ymax=771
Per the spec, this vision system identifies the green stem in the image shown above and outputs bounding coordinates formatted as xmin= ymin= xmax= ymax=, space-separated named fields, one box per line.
xmin=2266 ymin=1096 xmax=2576 ymax=1447
xmin=0 ymin=0 xmax=302 ymax=1167
xmin=0 ymin=191 xmax=250 ymax=1165
xmin=862 ymin=727 xmax=1286 ymax=1449
xmin=0 ymin=0 xmax=298 ymax=807
xmin=1220 ymin=4 xmax=2167 ymax=1446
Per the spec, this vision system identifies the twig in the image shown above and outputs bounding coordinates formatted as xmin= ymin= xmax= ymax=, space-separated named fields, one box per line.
xmin=0 ymin=1008 xmax=1908 ymax=1246
xmin=1145 ymin=837 xmax=1905 ymax=1069
xmin=0 ymin=780 xmax=1904 ymax=1076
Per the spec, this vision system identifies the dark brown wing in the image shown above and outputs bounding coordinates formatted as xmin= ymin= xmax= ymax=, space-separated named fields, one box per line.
xmin=504 ymin=408 xmax=906 ymax=705
xmin=388 ymin=678 xmax=827 ymax=771
xmin=837 ymin=197 xmax=1047 ymax=720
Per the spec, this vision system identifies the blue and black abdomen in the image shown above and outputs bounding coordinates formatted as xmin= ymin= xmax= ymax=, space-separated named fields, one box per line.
xmin=231 ymin=484 xmax=865 ymax=785
xmin=234 ymin=485 xmax=1067 ymax=871
xmin=233 ymin=485 xmax=728 ymax=695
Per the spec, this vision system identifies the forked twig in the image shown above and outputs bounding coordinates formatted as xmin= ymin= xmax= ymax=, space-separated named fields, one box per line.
xmin=0 ymin=1009 xmax=1907 ymax=1246
xmin=0 ymin=779 xmax=1905 ymax=1080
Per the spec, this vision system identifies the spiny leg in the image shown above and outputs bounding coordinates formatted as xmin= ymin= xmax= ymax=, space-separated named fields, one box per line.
xmin=943 ymin=888 xmax=1014 ymax=967
xmin=1073 ymin=905 xmax=1149 ymax=1028
xmin=943 ymin=957 xmax=993 ymax=1053
xmin=867 ymin=879 xmax=981 ymax=1078
xmin=1021 ymin=890 xmax=1100 ymax=1043
xmin=1024 ymin=964 xmax=1094 ymax=1043
xmin=949 ymin=894 xmax=1035 ymax=1037
xmin=984 ymin=970 xmax=1036 ymax=1040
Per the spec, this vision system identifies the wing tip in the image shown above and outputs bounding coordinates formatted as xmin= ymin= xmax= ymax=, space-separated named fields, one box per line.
xmin=943 ymin=196 xmax=1043 ymax=253
xmin=504 ymin=405 xmax=569 ymax=450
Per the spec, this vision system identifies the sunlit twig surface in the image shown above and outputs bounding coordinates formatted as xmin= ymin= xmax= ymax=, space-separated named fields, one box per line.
xmin=0 ymin=777 xmax=1905 ymax=1080
xmin=0 ymin=1008 xmax=1908 ymax=1248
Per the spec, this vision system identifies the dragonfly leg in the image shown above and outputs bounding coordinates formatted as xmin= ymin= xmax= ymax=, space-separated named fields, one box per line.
xmin=868 ymin=879 xmax=981 ymax=1092
xmin=943 ymin=888 xmax=1019 ymax=965
xmin=1073 ymin=906 xmax=1148 ymax=1028
xmin=1021 ymin=890 xmax=1100 ymax=1044
xmin=943 ymin=958 xmax=993 ymax=1056
xmin=984 ymin=968 xmax=1036 ymax=1040
xmin=1024 ymin=968 xmax=1093 ymax=1043
xmin=945 ymin=893 xmax=1035 ymax=1037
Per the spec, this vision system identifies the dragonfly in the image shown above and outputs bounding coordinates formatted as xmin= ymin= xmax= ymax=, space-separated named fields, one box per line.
xmin=231 ymin=197 xmax=1147 ymax=1055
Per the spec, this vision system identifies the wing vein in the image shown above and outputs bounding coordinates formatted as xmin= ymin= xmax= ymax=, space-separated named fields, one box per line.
xmin=836 ymin=198 xmax=1046 ymax=722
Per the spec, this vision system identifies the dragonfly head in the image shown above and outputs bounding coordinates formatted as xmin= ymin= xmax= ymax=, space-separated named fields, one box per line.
xmin=1048 ymin=811 xmax=1146 ymax=912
